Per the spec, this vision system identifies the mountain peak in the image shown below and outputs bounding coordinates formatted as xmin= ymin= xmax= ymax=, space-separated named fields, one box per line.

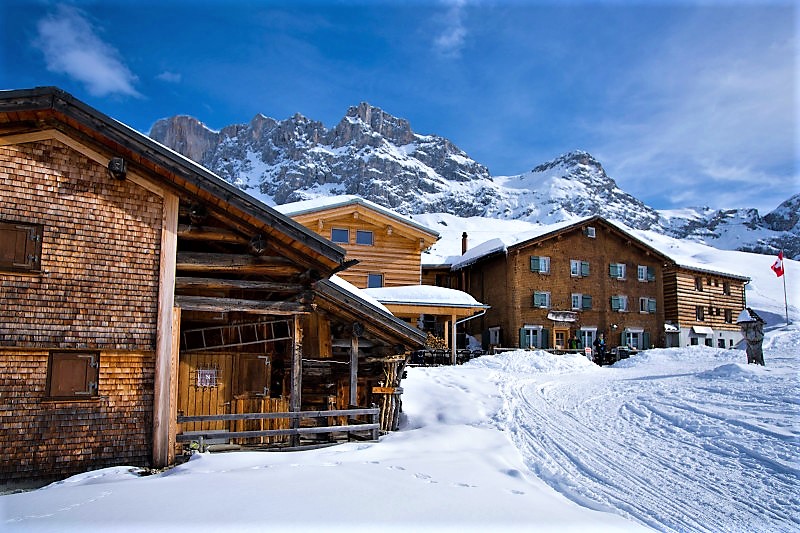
xmin=532 ymin=150 xmax=602 ymax=174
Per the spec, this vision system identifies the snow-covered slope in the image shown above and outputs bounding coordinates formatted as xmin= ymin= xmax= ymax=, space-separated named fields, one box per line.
xmin=149 ymin=106 xmax=799 ymax=258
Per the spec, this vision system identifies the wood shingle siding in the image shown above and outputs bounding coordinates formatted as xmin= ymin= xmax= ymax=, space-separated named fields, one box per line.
xmin=0 ymin=140 xmax=162 ymax=350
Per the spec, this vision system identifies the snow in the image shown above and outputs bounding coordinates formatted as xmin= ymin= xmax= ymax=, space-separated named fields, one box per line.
xmin=2 ymin=220 xmax=798 ymax=532
xmin=363 ymin=285 xmax=487 ymax=308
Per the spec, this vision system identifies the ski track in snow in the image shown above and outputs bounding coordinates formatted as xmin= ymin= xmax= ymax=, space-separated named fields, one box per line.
xmin=478 ymin=335 xmax=800 ymax=533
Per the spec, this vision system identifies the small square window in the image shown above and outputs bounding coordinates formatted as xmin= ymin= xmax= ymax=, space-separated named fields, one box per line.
xmin=0 ymin=220 xmax=43 ymax=273
xmin=331 ymin=228 xmax=349 ymax=244
xmin=47 ymin=352 xmax=99 ymax=399
xmin=356 ymin=230 xmax=374 ymax=246
xmin=367 ymin=273 xmax=384 ymax=288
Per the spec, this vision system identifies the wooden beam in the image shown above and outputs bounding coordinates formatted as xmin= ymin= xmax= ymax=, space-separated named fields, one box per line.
xmin=176 ymin=252 xmax=300 ymax=275
xmin=350 ymin=325 xmax=360 ymax=407
xmin=174 ymin=295 xmax=312 ymax=314
xmin=290 ymin=315 xmax=303 ymax=447
xmin=177 ymin=224 xmax=249 ymax=244
xmin=175 ymin=276 xmax=304 ymax=292
xmin=153 ymin=191 xmax=179 ymax=468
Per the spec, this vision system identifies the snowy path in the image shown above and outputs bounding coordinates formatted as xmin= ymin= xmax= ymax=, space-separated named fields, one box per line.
xmin=476 ymin=329 xmax=800 ymax=532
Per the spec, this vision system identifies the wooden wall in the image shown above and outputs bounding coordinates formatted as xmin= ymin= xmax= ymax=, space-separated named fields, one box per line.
xmin=663 ymin=267 xmax=746 ymax=332
xmin=0 ymin=350 xmax=154 ymax=484
xmin=291 ymin=209 xmax=428 ymax=288
xmin=0 ymin=139 xmax=163 ymax=350
xmin=0 ymin=138 xmax=163 ymax=483
xmin=464 ymin=222 xmax=666 ymax=348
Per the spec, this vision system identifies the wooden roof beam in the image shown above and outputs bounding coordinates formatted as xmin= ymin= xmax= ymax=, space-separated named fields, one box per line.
xmin=175 ymin=276 xmax=305 ymax=292
xmin=174 ymin=295 xmax=312 ymax=315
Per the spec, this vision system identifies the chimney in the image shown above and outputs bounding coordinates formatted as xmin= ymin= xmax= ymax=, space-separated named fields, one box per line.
xmin=461 ymin=232 xmax=468 ymax=254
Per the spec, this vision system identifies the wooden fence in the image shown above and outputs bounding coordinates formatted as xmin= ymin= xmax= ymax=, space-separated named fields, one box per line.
xmin=177 ymin=406 xmax=380 ymax=451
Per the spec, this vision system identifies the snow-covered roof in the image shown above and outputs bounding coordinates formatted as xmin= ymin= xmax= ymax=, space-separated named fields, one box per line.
xmin=275 ymin=195 xmax=440 ymax=238
xmin=362 ymin=285 xmax=488 ymax=308
xmin=451 ymin=217 xmax=595 ymax=270
xmin=327 ymin=275 xmax=390 ymax=313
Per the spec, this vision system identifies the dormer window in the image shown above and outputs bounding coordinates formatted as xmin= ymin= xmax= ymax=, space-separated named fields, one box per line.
xmin=584 ymin=226 xmax=596 ymax=238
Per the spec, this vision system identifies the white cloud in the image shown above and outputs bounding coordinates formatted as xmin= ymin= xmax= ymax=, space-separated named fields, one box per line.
xmin=434 ymin=0 xmax=468 ymax=58
xmin=34 ymin=5 xmax=141 ymax=98
xmin=591 ymin=14 xmax=796 ymax=212
xmin=156 ymin=71 xmax=182 ymax=83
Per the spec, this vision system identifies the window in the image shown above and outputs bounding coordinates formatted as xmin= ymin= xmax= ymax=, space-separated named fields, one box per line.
xmin=639 ymin=297 xmax=657 ymax=313
xmin=722 ymin=282 xmax=731 ymax=295
xmin=624 ymin=330 xmax=643 ymax=349
xmin=696 ymin=306 xmax=705 ymax=321
xmin=0 ymin=220 xmax=43 ymax=273
xmin=356 ymin=230 xmax=374 ymax=246
xmin=584 ymin=226 xmax=596 ymax=238
xmin=532 ymin=291 xmax=551 ymax=308
xmin=610 ymin=295 xmax=628 ymax=312
xmin=530 ymin=255 xmax=550 ymax=274
xmin=570 ymin=260 xmax=590 ymax=277
xmin=690 ymin=337 xmax=699 ymax=346
xmin=571 ymin=293 xmax=592 ymax=310
xmin=609 ymin=263 xmax=626 ymax=280
xmin=331 ymin=228 xmax=349 ymax=244
xmin=579 ymin=328 xmax=596 ymax=350
xmin=520 ymin=325 xmax=547 ymax=349
xmin=47 ymin=352 xmax=99 ymax=399
xmin=705 ymin=338 xmax=713 ymax=347
xmin=718 ymin=339 xmax=726 ymax=348
xmin=724 ymin=309 xmax=733 ymax=323
xmin=695 ymin=277 xmax=704 ymax=291
xmin=367 ymin=273 xmax=384 ymax=288
xmin=488 ymin=327 xmax=501 ymax=346
xmin=637 ymin=265 xmax=655 ymax=282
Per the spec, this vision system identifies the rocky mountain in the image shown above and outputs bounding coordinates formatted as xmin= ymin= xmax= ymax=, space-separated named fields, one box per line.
xmin=149 ymin=105 xmax=798 ymax=259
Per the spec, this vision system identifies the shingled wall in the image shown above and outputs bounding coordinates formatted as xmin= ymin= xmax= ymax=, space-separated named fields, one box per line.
xmin=0 ymin=138 xmax=164 ymax=483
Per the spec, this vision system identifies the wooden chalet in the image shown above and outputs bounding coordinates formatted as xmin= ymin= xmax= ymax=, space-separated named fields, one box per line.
xmin=663 ymin=264 xmax=749 ymax=348
xmin=276 ymin=195 xmax=440 ymax=289
xmin=278 ymin=196 xmax=488 ymax=361
xmin=0 ymin=87 xmax=425 ymax=486
xmin=450 ymin=217 xmax=674 ymax=353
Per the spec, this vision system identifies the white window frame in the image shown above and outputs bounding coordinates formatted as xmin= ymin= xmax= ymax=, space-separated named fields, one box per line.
xmin=580 ymin=328 xmax=597 ymax=352
xmin=533 ymin=291 xmax=551 ymax=309
xmin=522 ymin=325 xmax=544 ymax=349
xmin=572 ymin=293 xmax=592 ymax=310
xmin=530 ymin=255 xmax=550 ymax=274
xmin=611 ymin=295 xmax=628 ymax=312
xmin=639 ymin=297 xmax=656 ymax=314
xmin=570 ymin=259 xmax=590 ymax=277
xmin=610 ymin=263 xmax=627 ymax=280
xmin=637 ymin=265 xmax=655 ymax=282
xmin=624 ymin=328 xmax=643 ymax=349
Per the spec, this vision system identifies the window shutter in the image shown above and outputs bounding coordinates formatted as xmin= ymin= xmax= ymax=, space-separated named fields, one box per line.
xmin=48 ymin=353 xmax=98 ymax=397
xmin=581 ymin=261 xmax=590 ymax=277
xmin=609 ymin=264 xmax=618 ymax=278
xmin=519 ymin=328 xmax=527 ymax=348
xmin=0 ymin=222 xmax=42 ymax=271
xmin=647 ymin=267 xmax=656 ymax=282
xmin=611 ymin=296 xmax=620 ymax=311
xmin=643 ymin=332 xmax=651 ymax=349
xmin=582 ymin=295 xmax=592 ymax=310
xmin=541 ymin=329 xmax=549 ymax=349
xmin=530 ymin=256 xmax=540 ymax=272
xmin=648 ymin=299 xmax=657 ymax=313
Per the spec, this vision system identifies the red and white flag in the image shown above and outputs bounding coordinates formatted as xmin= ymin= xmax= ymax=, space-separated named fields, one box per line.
xmin=771 ymin=251 xmax=785 ymax=277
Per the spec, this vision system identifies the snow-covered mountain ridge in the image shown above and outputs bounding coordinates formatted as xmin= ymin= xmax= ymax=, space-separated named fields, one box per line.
xmin=149 ymin=105 xmax=798 ymax=259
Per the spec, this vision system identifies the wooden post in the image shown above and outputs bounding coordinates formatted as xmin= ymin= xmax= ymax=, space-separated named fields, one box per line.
xmin=290 ymin=314 xmax=303 ymax=447
xmin=153 ymin=192 xmax=178 ymax=468
xmin=167 ymin=306 xmax=181 ymax=465
xmin=349 ymin=328 xmax=359 ymax=407
xmin=451 ymin=313 xmax=457 ymax=365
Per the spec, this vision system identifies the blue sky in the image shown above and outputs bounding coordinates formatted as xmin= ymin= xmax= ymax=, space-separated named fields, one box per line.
xmin=1 ymin=0 xmax=796 ymax=212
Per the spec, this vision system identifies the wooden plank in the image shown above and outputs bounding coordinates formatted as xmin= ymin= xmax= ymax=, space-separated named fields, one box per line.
xmin=167 ymin=306 xmax=181 ymax=465
xmin=152 ymin=191 xmax=179 ymax=468
xmin=175 ymin=295 xmax=312 ymax=315
xmin=349 ymin=332 xmax=358 ymax=406
xmin=177 ymin=224 xmax=249 ymax=244
xmin=290 ymin=315 xmax=302 ymax=446
xmin=176 ymin=252 xmax=299 ymax=273
xmin=175 ymin=276 xmax=304 ymax=292
xmin=176 ymin=423 xmax=380 ymax=441
xmin=178 ymin=408 xmax=379 ymax=423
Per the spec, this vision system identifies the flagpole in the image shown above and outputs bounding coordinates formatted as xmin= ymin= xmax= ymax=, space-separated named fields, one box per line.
xmin=782 ymin=252 xmax=789 ymax=325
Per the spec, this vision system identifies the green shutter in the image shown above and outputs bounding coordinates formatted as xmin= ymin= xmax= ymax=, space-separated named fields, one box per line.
xmin=609 ymin=264 xmax=617 ymax=278
xmin=519 ymin=328 xmax=527 ymax=348
xmin=611 ymin=296 xmax=620 ymax=311
xmin=530 ymin=256 xmax=540 ymax=272
xmin=647 ymin=266 xmax=656 ymax=282
xmin=541 ymin=329 xmax=550 ymax=349
xmin=581 ymin=261 xmax=590 ymax=277
xmin=582 ymin=295 xmax=592 ymax=309
xmin=642 ymin=332 xmax=651 ymax=349
xmin=648 ymin=298 xmax=657 ymax=313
